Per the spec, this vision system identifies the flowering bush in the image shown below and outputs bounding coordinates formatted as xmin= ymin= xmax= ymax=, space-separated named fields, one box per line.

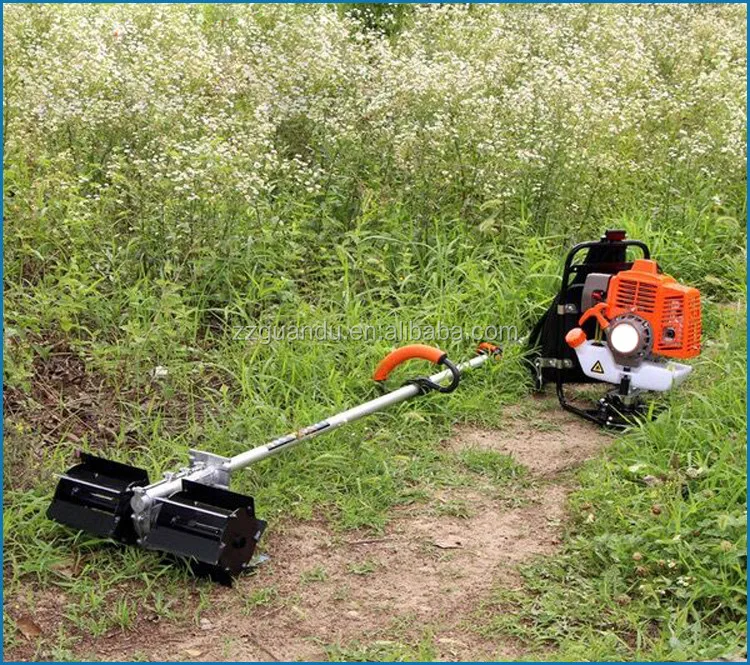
xmin=4 ymin=4 xmax=745 ymax=271
xmin=2 ymin=3 xmax=746 ymax=373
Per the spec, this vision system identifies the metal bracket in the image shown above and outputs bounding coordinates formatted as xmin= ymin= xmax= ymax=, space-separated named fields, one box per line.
xmin=536 ymin=357 xmax=574 ymax=370
xmin=188 ymin=449 xmax=232 ymax=489
xmin=533 ymin=357 xmax=574 ymax=390
xmin=608 ymin=386 xmax=643 ymax=406
xmin=130 ymin=451 xmax=231 ymax=539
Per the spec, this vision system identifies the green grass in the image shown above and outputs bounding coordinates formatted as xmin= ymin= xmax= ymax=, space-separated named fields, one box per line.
xmin=474 ymin=307 xmax=747 ymax=661
xmin=2 ymin=3 xmax=746 ymax=660
xmin=346 ymin=558 xmax=380 ymax=576
xmin=325 ymin=632 xmax=438 ymax=662
xmin=432 ymin=497 xmax=475 ymax=519
xmin=300 ymin=565 xmax=329 ymax=584
xmin=239 ymin=585 xmax=278 ymax=614
xmin=4 ymin=244 xmax=743 ymax=662
xmin=458 ymin=448 xmax=527 ymax=483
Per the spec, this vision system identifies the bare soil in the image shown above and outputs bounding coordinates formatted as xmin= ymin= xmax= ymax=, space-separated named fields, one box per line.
xmin=7 ymin=399 xmax=612 ymax=661
xmin=3 ymin=337 xmax=232 ymax=492
xmin=449 ymin=402 xmax=614 ymax=478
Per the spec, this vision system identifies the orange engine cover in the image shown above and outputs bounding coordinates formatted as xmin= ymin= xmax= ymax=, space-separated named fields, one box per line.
xmin=605 ymin=259 xmax=701 ymax=359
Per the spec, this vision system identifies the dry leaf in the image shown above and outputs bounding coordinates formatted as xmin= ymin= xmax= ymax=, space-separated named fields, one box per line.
xmin=437 ymin=637 xmax=465 ymax=646
xmin=51 ymin=557 xmax=83 ymax=578
xmin=16 ymin=615 xmax=42 ymax=640
xmin=184 ymin=648 xmax=202 ymax=657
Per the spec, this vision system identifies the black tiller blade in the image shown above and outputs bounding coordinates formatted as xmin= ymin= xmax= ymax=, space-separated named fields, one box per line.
xmin=142 ymin=479 xmax=266 ymax=583
xmin=47 ymin=452 xmax=150 ymax=543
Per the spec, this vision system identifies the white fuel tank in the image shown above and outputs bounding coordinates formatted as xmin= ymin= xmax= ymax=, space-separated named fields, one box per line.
xmin=573 ymin=341 xmax=692 ymax=392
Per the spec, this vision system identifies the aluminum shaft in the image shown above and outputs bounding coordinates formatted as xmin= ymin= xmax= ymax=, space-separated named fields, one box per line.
xmin=140 ymin=352 xmax=491 ymax=502
xmin=226 ymin=352 xmax=490 ymax=472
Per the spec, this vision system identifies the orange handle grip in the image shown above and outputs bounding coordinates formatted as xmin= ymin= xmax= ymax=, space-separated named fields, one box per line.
xmin=372 ymin=344 xmax=447 ymax=381
xmin=579 ymin=302 xmax=611 ymax=330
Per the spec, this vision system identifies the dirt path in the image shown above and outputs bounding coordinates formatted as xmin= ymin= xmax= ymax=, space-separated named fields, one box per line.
xmin=81 ymin=400 xmax=612 ymax=662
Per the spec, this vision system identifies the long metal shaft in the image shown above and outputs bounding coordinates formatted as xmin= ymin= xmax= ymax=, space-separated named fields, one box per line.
xmin=227 ymin=351 xmax=490 ymax=471
xmin=140 ymin=352 xmax=490 ymax=502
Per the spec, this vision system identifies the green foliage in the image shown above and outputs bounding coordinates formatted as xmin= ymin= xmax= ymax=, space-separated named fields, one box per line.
xmin=300 ymin=565 xmax=329 ymax=584
xmin=477 ymin=307 xmax=747 ymax=660
xmin=325 ymin=632 xmax=438 ymax=662
xmin=459 ymin=448 xmax=526 ymax=483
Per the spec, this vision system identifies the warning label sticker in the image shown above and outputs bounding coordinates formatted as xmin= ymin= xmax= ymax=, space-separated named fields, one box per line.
xmin=590 ymin=360 xmax=605 ymax=374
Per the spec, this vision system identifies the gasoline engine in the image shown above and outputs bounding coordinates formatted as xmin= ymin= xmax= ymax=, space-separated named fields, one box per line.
xmin=528 ymin=230 xmax=701 ymax=427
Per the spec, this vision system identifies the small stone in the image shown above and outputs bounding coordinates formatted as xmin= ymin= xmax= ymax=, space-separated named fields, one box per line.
xmin=199 ymin=617 xmax=213 ymax=631
xmin=642 ymin=475 xmax=662 ymax=486
xmin=433 ymin=538 xmax=463 ymax=549
xmin=150 ymin=365 xmax=169 ymax=379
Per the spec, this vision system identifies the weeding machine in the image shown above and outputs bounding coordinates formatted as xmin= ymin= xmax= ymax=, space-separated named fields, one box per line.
xmin=48 ymin=344 xmax=498 ymax=582
xmin=47 ymin=230 xmax=701 ymax=581
xmin=528 ymin=229 xmax=701 ymax=426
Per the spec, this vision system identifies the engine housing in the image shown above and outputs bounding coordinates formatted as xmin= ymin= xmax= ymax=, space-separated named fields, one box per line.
xmin=606 ymin=259 xmax=701 ymax=359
